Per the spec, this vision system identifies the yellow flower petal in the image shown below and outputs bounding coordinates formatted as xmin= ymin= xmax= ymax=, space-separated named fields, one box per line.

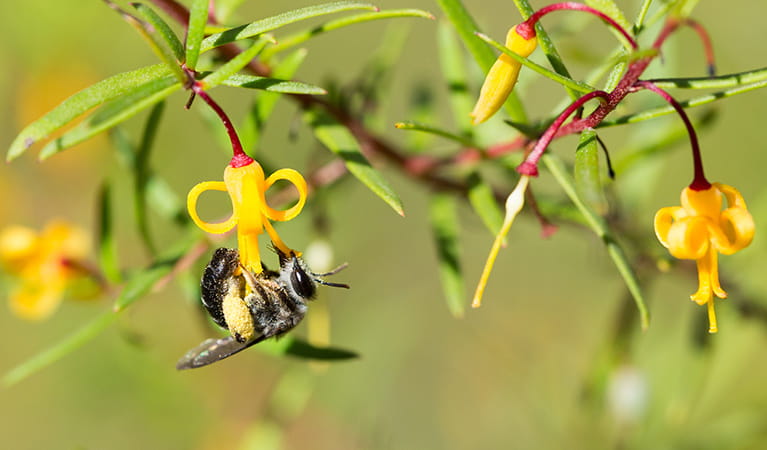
xmin=9 ymin=280 xmax=65 ymax=321
xmin=0 ymin=225 xmax=40 ymax=271
xmin=187 ymin=181 xmax=238 ymax=234
xmin=664 ymin=216 xmax=710 ymax=260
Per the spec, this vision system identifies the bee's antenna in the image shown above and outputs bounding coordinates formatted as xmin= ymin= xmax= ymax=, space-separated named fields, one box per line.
xmin=311 ymin=262 xmax=349 ymax=277
xmin=315 ymin=279 xmax=350 ymax=289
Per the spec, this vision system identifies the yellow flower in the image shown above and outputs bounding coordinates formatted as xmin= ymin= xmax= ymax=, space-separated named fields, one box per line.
xmin=0 ymin=221 xmax=92 ymax=320
xmin=470 ymin=25 xmax=538 ymax=125
xmin=654 ymin=183 xmax=754 ymax=333
xmin=187 ymin=160 xmax=308 ymax=274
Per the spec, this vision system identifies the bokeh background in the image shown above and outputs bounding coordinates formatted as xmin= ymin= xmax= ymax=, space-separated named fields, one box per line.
xmin=1 ymin=1 xmax=767 ymax=449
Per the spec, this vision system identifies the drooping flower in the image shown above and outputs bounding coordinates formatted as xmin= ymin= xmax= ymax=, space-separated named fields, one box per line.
xmin=187 ymin=158 xmax=308 ymax=274
xmin=470 ymin=25 xmax=537 ymax=125
xmin=654 ymin=183 xmax=754 ymax=333
xmin=0 ymin=221 xmax=94 ymax=320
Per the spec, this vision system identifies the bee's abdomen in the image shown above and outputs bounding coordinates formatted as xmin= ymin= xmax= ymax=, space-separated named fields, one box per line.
xmin=201 ymin=248 xmax=241 ymax=328
xmin=246 ymin=277 xmax=308 ymax=339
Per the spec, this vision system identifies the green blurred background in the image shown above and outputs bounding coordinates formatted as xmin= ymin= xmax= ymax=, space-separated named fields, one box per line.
xmin=1 ymin=1 xmax=767 ymax=449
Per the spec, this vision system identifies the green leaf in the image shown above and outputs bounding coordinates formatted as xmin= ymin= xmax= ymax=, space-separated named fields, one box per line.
xmin=259 ymin=336 xmax=359 ymax=360
xmin=435 ymin=0 xmax=526 ymax=121
xmin=475 ymin=33 xmax=594 ymax=94
xmin=200 ymin=1 xmax=377 ymax=53
xmin=220 ymin=74 xmax=326 ymax=94
xmin=304 ymin=109 xmax=404 ymax=216
xmin=429 ymin=194 xmax=465 ymax=318
xmin=114 ymin=231 xmax=199 ymax=311
xmin=201 ymin=37 xmax=271 ymax=89
xmin=7 ymin=64 xmax=171 ymax=161
xmin=260 ymin=9 xmax=435 ymax=58
xmin=585 ymin=0 xmax=632 ymax=33
xmin=512 ymin=0 xmax=580 ymax=101
xmin=39 ymin=78 xmax=181 ymax=159
xmin=185 ymin=0 xmax=209 ymax=69
xmin=132 ymin=3 xmax=185 ymax=61
xmin=394 ymin=121 xmax=476 ymax=147
xmin=599 ymin=79 xmax=767 ymax=127
xmin=133 ymin=102 xmax=166 ymax=256
xmin=97 ymin=182 xmax=121 ymax=284
xmin=3 ymin=312 xmax=120 ymax=388
xmin=241 ymin=49 xmax=309 ymax=153
xmin=651 ymin=67 xmax=767 ymax=89
xmin=543 ymin=153 xmax=649 ymax=330
xmin=574 ymin=129 xmax=608 ymax=216
xmin=467 ymin=172 xmax=504 ymax=237
xmin=115 ymin=4 xmax=186 ymax=83
xmin=437 ymin=20 xmax=473 ymax=135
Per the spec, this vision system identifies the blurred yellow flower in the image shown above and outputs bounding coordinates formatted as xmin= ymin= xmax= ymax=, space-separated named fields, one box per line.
xmin=654 ymin=183 xmax=754 ymax=333
xmin=187 ymin=160 xmax=308 ymax=274
xmin=470 ymin=25 xmax=538 ymax=125
xmin=0 ymin=221 xmax=92 ymax=320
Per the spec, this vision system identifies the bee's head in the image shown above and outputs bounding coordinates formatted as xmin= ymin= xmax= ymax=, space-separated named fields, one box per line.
xmin=274 ymin=247 xmax=349 ymax=300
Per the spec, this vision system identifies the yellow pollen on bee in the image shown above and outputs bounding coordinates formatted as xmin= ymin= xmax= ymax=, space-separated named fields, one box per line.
xmin=222 ymin=292 xmax=256 ymax=342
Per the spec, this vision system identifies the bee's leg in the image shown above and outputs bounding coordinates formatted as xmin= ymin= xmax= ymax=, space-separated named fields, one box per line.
xmin=239 ymin=263 xmax=259 ymax=292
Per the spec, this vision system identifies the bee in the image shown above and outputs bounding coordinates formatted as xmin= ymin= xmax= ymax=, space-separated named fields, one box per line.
xmin=176 ymin=246 xmax=348 ymax=370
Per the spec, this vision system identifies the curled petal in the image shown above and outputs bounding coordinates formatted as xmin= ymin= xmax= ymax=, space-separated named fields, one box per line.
xmin=187 ymin=181 xmax=238 ymax=234
xmin=263 ymin=168 xmax=308 ymax=222
xmin=664 ymin=216 xmax=710 ymax=260
xmin=715 ymin=182 xmax=748 ymax=209
xmin=711 ymin=207 xmax=755 ymax=254
xmin=654 ymin=206 xmax=685 ymax=249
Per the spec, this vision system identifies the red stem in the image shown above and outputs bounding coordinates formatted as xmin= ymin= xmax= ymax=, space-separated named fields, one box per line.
xmin=517 ymin=90 xmax=610 ymax=176
xmin=192 ymin=84 xmax=253 ymax=168
xmin=632 ymin=81 xmax=710 ymax=190
xmin=518 ymin=2 xmax=638 ymax=49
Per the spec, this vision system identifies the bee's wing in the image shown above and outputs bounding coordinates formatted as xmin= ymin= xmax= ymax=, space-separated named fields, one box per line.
xmin=176 ymin=335 xmax=265 ymax=370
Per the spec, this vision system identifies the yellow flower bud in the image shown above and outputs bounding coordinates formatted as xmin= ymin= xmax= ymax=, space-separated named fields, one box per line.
xmin=470 ymin=26 xmax=538 ymax=125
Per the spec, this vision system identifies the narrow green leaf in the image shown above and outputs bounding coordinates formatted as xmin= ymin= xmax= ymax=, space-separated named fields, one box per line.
xmin=633 ymin=0 xmax=654 ymax=33
xmin=241 ymin=49 xmax=309 ymax=153
xmin=132 ymin=3 xmax=185 ymax=61
xmin=97 ymin=182 xmax=121 ymax=284
xmin=260 ymin=9 xmax=435 ymax=58
xmin=543 ymin=153 xmax=649 ymax=330
xmin=651 ymin=67 xmax=767 ymax=89
xmin=134 ymin=102 xmax=166 ymax=256
xmin=220 ymin=74 xmax=326 ymax=94
xmin=437 ymin=20 xmax=473 ymax=135
xmin=3 ymin=312 xmax=119 ymax=388
xmin=39 ymin=79 xmax=181 ymax=159
xmin=574 ymin=129 xmax=608 ymax=216
xmin=512 ymin=0 xmax=580 ymax=101
xmin=114 ymin=231 xmax=199 ymax=311
xmin=111 ymin=128 xmax=186 ymax=225
xmin=200 ymin=37 xmax=270 ymax=89
xmin=7 ymin=64 xmax=171 ymax=161
xmin=200 ymin=1 xmax=377 ymax=53
xmin=117 ymin=5 xmax=186 ymax=83
xmin=394 ymin=121 xmax=476 ymax=148
xmin=476 ymin=33 xmax=595 ymax=94
xmin=467 ymin=172 xmax=504 ymax=237
xmin=585 ymin=0 xmax=632 ymax=33
xmin=429 ymin=194 xmax=465 ymax=318
xmin=259 ymin=336 xmax=359 ymax=360
xmin=304 ymin=109 xmax=404 ymax=216
xmin=435 ymin=0 xmax=526 ymax=121
xmin=185 ymin=0 xmax=209 ymax=69
xmin=599 ymin=79 xmax=767 ymax=127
